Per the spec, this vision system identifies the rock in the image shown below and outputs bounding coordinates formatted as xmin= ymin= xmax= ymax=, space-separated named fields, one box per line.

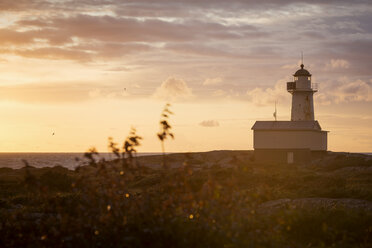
xmin=257 ymin=198 xmax=372 ymax=214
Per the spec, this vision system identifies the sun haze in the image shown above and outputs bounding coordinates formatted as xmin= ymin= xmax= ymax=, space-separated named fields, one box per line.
xmin=0 ymin=0 xmax=371 ymax=153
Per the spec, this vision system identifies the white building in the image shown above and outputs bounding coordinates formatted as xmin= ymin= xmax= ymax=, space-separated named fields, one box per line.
xmin=251 ymin=63 xmax=328 ymax=164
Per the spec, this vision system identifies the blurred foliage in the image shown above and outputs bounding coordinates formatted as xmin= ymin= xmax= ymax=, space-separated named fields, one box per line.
xmin=0 ymin=153 xmax=371 ymax=247
xmin=157 ymin=103 xmax=174 ymax=168
xmin=0 ymin=107 xmax=372 ymax=247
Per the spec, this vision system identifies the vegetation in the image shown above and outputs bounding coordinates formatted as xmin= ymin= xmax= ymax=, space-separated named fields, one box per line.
xmin=1 ymin=151 xmax=372 ymax=247
xmin=0 ymin=105 xmax=372 ymax=247
xmin=157 ymin=103 xmax=174 ymax=168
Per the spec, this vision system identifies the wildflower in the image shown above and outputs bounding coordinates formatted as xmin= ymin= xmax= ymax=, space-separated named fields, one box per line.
xmin=94 ymin=230 xmax=99 ymax=235
xmin=107 ymin=205 xmax=111 ymax=211
xmin=41 ymin=235 xmax=47 ymax=240
xmin=120 ymin=171 xmax=124 ymax=175
xmin=189 ymin=214 xmax=194 ymax=219
xmin=125 ymin=193 xmax=130 ymax=198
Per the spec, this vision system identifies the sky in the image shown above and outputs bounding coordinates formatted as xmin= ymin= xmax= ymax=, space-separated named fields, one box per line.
xmin=0 ymin=0 xmax=371 ymax=153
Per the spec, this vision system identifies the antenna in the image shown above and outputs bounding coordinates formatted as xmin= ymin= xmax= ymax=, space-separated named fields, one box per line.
xmin=300 ymin=51 xmax=304 ymax=69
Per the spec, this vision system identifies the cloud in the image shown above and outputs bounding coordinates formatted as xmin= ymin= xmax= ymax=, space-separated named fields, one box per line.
xmin=326 ymin=59 xmax=350 ymax=69
xmin=1 ymin=0 xmax=370 ymax=73
xmin=0 ymin=29 xmax=36 ymax=45
xmin=301 ymin=31 xmax=325 ymax=40
xmin=17 ymin=14 xmax=256 ymax=44
xmin=153 ymin=77 xmax=193 ymax=101
xmin=212 ymin=89 xmax=227 ymax=97
xmin=1 ymin=0 xmax=372 ymax=105
xmin=336 ymin=79 xmax=372 ymax=102
xmin=0 ymin=36 xmax=152 ymax=62
xmin=0 ymin=83 xmax=92 ymax=104
xmin=2 ymin=0 xmax=366 ymax=13
xmin=165 ymin=43 xmax=245 ymax=58
xmin=0 ymin=12 xmax=264 ymax=61
xmin=281 ymin=61 xmax=301 ymax=70
xmin=248 ymin=76 xmax=372 ymax=107
xmin=11 ymin=47 xmax=92 ymax=62
xmin=88 ymin=87 xmax=130 ymax=99
xmin=92 ymin=43 xmax=152 ymax=59
xmin=319 ymin=40 xmax=372 ymax=76
xmin=315 ymin=79 xmax=372 ymax=105
xmin=104 ymin=66 xmax=132 ymax=72
xmin=199 ymin=120 xmax=220 ymax=127
xmin=314 ymin=93 xmax=333 ymax=106
xmin=0 ymin=82 xmax=131 ymax=104
xmin=246 ymin=79 xmax=290 ymax=107
xmin=203 ymin=77 xmax=223 ymax=86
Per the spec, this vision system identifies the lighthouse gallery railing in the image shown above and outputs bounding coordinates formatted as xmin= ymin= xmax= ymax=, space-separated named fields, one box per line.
xmin=287 ymin=82 xmax=318 ymax=91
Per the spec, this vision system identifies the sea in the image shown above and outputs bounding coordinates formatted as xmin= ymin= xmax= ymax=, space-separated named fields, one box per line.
xmin=0 ymin=153 xmax=161 ymax=170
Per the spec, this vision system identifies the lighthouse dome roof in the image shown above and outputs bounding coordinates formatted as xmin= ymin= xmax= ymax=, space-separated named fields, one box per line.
xmin=293 ymin=64 xmax=311 ymax=77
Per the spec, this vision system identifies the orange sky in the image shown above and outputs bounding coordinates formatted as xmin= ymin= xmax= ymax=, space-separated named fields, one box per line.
xmin=0 ymin=0 xmax=371 ymax=153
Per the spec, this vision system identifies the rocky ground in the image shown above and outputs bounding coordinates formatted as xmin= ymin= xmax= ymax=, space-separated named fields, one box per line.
xmin=1 ymin=150 xmax=372 ymax=247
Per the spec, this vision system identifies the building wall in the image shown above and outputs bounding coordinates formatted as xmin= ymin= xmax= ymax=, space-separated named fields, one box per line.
xmin=291 ymin=91 xmax=315 ymax=121
xmin=254 ymin=148 xmax=311 ymax=164
xmin=253 ymin=130 xmax=327 ymax=151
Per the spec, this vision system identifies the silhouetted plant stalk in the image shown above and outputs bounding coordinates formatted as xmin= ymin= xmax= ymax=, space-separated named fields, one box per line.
xmin=123 ymin=127 xmax=142 ymax=169
xmin=157 ymin=103 xmax=174 ymax=168
xmin=108 ymin=137 xmax=120 ymax=159
xmin=84 ymin=147 xmax=100 ymax=167
xmin=105 ymin=128 xmax=142 ymax=169
xmin=22 ymin=159 xmax=38 ymax=191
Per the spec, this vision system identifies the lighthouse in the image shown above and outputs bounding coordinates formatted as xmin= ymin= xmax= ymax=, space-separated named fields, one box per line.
xmin=251 ymin=62 xmax=328 ymax=164
xmin=287 ymin=64 xmax=317 ymax=121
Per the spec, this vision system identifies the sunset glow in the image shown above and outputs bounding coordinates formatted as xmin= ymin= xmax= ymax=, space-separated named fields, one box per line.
xmin=0 ymin=0 xmax=371 ymax=152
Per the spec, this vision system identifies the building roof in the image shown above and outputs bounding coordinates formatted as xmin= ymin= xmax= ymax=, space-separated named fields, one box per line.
xmin=293 ymin=64 xmax=311 ymax=77
xmin=251 ymin=121 xmax=322 ymax=131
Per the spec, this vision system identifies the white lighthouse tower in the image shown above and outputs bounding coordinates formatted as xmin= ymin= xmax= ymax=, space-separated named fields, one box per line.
xmin=287 ymin=63 xmax=317 ymax=121
xmin=251 ymin=61 xmax=328 ymax=164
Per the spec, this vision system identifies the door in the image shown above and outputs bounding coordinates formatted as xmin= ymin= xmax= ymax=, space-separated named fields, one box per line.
xmin=287 ymin=152 xmax=294 ymax=164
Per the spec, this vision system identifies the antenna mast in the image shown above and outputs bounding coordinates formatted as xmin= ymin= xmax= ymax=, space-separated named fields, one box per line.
xmin=301 ymin=51 xmax=304 ymax=65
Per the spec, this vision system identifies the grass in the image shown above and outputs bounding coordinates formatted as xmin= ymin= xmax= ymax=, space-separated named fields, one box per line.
xmin=0 ymin=152 xmax=371 ymax=247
